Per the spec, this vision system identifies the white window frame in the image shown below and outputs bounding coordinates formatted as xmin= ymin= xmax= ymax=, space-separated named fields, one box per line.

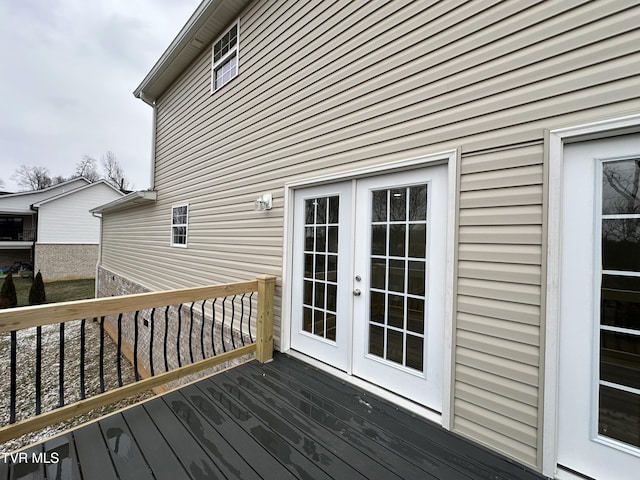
xmin=171 ymin=204 xmax=189 ymax=248
xmin=211 ymin=21 xmax=239 ymax=93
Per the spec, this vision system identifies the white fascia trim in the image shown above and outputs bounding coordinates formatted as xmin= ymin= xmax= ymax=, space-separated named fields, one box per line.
xmin=90 ymin=190 xmax=157 ymax=214
xmin=281 ymin=149 xmax=458 ymax=429
xmin=543 ymin=112 xmax=640 ymax=479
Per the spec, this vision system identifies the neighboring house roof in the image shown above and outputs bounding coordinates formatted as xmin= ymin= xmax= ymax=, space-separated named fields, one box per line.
xmin=0 ymin=177 xmax=89 ymax=200
xmin=134 ymin=0 xmax=252 ymax=103
xmin=31 ymin=180 xmax=124 ymax=209
xmin=91 ymin=190 xmax=158 ymax=215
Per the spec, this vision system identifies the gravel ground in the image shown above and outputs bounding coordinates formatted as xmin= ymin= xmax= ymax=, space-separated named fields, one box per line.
xmin=0 ymin=320 xmax=154 ymax=453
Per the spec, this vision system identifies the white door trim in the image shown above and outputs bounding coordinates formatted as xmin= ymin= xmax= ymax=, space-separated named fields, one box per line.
xmin=543 ymin=113 xmax=640 ymax=478
xmin=281 ymin=149 xmax=458 ymax=429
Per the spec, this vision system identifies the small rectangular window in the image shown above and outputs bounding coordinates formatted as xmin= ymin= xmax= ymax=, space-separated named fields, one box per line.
xmin=171 ymin=204 xmax=188 ymax=247
xmin=211 ymin=22 xmax=239 ymax=92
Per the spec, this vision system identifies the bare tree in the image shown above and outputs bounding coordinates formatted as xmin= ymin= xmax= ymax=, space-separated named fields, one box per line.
xmin=12 ymin=165 xmax=52 ymax=191
xmin=76 ymin=155 xmax=100 ymax=182
xmin=51 ymin=175 xmax=67 ymax=185
xmin=100 ymin=150 xmax=129 ymax=190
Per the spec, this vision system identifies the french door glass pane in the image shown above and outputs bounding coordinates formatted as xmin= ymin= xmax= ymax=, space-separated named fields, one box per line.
xmin=599 ymin=386 xmax=640 ymax=448
xmin=368 ymin=184 xmax=428 ymax=371
xmin=602 ymin=160 xmax=640 ymax=214
xmin=600 ymin=330 xmax=640 ymax=389
xmin=599 ymin=158 xmax=640 ymax=449
xmin=302 ymin=196 xmax=340 ymax=341
xmin=602 ymin=219 xmax=640 ymax=271
xmin=601 ymin=275 xmax=640 ymax=330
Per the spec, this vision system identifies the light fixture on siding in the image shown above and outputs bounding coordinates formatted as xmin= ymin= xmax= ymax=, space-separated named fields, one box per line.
xmin=254 ymin=193 xmax=273 ymax=211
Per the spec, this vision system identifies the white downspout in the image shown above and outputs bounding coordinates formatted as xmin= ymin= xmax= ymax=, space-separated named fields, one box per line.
xmin=139 ymin=92 xmax=157 ymax=190
xmin=92 ymin=211 xmax=102 ymax=298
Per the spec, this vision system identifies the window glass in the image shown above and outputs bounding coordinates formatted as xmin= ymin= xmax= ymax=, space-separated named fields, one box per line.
xmin=171 ymin=204 xmax=188 ymax=246
xmin=212 ymin=23 xmax=239 ymax=91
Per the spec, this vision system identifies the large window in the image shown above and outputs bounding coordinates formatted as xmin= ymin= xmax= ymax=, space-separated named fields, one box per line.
xmin=211 ymin=22 xmax=239 ymax=92
xmin=171 ymin=204 xmax=188 ymax=247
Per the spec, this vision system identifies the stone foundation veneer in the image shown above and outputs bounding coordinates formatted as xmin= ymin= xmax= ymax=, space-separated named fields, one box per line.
xmin=34 ymin=244 xmax=99 ymax=280
xmin=97 ymin=266 xmax=255 ymax=391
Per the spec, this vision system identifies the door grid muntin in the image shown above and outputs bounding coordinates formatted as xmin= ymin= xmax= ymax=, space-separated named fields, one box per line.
xmin=302 ymin=195 xmax=339 ymax=342
xmin=368 ymin=184 xmax=428 ymax=372
xmin=599 ymin=157 xmax=640 ymax=449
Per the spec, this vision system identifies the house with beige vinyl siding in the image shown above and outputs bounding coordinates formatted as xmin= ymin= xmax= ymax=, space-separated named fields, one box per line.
xmin=93 ymin=1 xmax=640 ymax=478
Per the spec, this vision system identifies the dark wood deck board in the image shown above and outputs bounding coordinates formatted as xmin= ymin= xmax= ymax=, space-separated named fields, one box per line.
xmin=142 ymin=397 xmax=226 ymax=480
xmin=179 ymin=383 xmax=299 ymax=480
xmin=194 ymin=378 xmax=337 ymax=480
xmin=121 ymin=405 xmax=189 ymax=480
xmin=72 ymin=422 xmax=117 ymax=480
xmin=4 ymin=353 xmax=547 ymax=479
xmin=209 ymin=370 xmax=387 ymax=480
xmin=221 ymin=364 xmax=429 ymax=480
xmin=98 ymin=412 xmax=154 ymax=480
xmin=268 ymin=355 xmax=543 ymax=480
xmin=9 ymin=445 xmax=44 ymax=480
xmin=161 ymin=389 xmax=263 ymax=480
xmin=43 ymin=434 xmax=81 ymax=480
xmin=0 ymin=458 xmax=8 ymax=480
xmin=253 ymin=357 xmax=477 ymax=478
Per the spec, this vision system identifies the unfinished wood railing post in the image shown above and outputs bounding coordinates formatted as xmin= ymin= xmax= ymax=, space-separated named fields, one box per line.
xmin=256 ymin=274 xmax=276 ymax=363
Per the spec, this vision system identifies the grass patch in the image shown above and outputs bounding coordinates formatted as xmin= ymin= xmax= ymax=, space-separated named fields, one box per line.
xmin=11 ymin=277 xmax=95 ymax=307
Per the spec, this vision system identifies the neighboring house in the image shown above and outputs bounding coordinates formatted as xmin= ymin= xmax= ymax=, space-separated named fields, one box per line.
xmin=0 ymin=178 xmax=123 ymax=280
xmin=92 ymin=1 xmax=640 ymax=479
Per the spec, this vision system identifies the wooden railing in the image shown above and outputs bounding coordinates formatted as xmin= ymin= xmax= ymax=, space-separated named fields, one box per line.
xmin=0 ymin=274 xmax=275 ymax=444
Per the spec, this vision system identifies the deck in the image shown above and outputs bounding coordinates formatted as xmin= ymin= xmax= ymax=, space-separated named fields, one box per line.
xmin=0 ymin=354 xmax=545 ymax=479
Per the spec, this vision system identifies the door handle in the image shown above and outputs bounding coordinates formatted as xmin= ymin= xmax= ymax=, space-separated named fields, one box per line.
xmin=353 ymin=289 xmax=361 ymax=296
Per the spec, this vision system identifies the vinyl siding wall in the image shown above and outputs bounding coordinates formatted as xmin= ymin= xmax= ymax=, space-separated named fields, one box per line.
xmin=100 ymin=0 xmax=640 ymax=470
xmin=37 ymin=183 xmax=122 ymax=244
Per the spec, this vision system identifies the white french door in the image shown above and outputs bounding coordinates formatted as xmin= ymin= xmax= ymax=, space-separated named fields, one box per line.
xmin=558 ymin=134 xmax=640 ymax=480
xmin=290 ymin=165 xmax=447 ymax=410
xmin=290 ymin=182 xmax=353 ymax=371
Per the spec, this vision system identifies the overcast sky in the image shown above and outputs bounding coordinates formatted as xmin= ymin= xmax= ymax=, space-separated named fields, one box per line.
xmin=0 ymin=0 xmax=201 ymax=192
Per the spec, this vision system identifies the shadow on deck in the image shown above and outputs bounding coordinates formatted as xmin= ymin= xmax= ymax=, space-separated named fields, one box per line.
xmin=0 ymin=354 xmax=546 ymax=479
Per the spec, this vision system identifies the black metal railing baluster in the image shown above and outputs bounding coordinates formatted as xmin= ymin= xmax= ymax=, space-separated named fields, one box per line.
xmin=133 ymin=311 xmax=139 ymax=381
xmin=240 ymin=294 xmax=246 ymax=346
xmin=149 ymin=308 xmax=155 ymax=377
xmin=164 ymin=306 xmax=170 ymax=372
xmin=177 ymin=306 xmax=182 ymax=368
xmin=189 ymin=302 xmax=195 ymax=364
xmin=210 ymin=299 xmax=217 ymax=356
xmin=35 ymin=326 xmax=42 ymax=415
xmin=117 ymin=313 xmax=123 ymax=387
xmin=248 ymin=292 xmax=254 ymax=343
xmin=80 ymin=319 xmax=86 ymax=400
xmin=201 ymin=300 xmax=206 ymax=360
xmin=221 ymin=297 xmax=227 ymax=353
xmin=99 ymin=317 xmax=105 ymax=393
xmin=230 ymin=295 xmax=237 ymax=349
xmin=59 ymin=323 xmax=65 ymax=407
xmin=10 ymin=331 xmax=16 ymax=424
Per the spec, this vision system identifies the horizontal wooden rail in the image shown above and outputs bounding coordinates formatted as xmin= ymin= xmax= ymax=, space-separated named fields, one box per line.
xmin=0 ymin=275 xmax=276 ymax=444
xmin=0 ymin=280 xmax=258 ymax=332
xmin=0 ymin=344 xmax=256 ymax=444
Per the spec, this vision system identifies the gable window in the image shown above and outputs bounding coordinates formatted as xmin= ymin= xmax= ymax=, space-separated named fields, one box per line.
xmin=211 ymin=22 xmax=239 ymax=92
xmin=171 ymin=204 xmax=188 ymax=247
